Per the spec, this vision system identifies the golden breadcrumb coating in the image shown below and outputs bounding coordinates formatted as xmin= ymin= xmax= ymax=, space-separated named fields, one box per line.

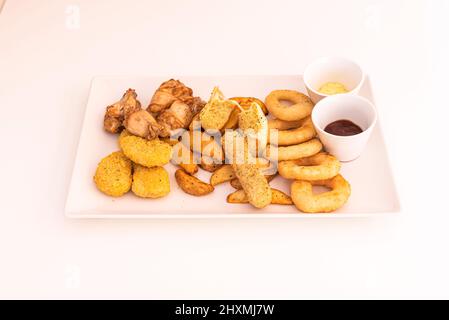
xmin=118 ymin=129 xmax=132 ymax=146
xmin=119 ymin=133 xmax=172 ymax=167
xmin=94 ymin=151 xmax=132 ymax=197
xmin=199 ymin=87 xmax=235 ymax=130
xmin=132 ymin=165 xmax=170 ymax=198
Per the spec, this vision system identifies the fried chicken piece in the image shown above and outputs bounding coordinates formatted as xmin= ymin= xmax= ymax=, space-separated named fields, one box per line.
xmin=147 ymin=79 xmax=194 ymax=113
xmin=104 ymin=115 xmax=122 ymax=134
xmin=189 ymin=96 xmax=207 ymax=115
xmin=157 ymin=100 xmax=194 ymax=137
xmin=104 ymin=89 xmax=142 ymax=133
xmin=148 ymin=80 xmax=206 ymax=137
xmin=155 ymin=97 xmax=205 ymax=137
xmin=108 ymin=80 xmax=205 ymax=139
xmin=124 ymin=109 xmax=162 ymax=140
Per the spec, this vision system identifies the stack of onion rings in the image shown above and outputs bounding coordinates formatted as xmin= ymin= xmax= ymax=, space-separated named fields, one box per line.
xmin=291 ymin=174 xmax=351 ymax=213
xmin=265 ymin=90 xmax=314 ymax=121
xmin=278 ymin=152 xmax=340 ymax=181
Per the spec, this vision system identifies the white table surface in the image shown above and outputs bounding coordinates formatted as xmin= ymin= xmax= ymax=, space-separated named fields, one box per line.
xmin=0 ymin=0 xmax=447 ymax=299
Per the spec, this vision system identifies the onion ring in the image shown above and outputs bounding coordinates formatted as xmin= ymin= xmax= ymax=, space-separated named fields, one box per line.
xmin=265 ymin=138 xmax=322 ymax=161
xmin=268 ymin=119 xmax=303 ymax=130
xmin=268 ymin=117 xmax=316 ymax=146
xmin=291 ymin=174 xmax=351 ymax=213
xmin=278 ymin=152 xmax=340 ymax=181
xmin=265 ymin=90 xmax=314 ymax=121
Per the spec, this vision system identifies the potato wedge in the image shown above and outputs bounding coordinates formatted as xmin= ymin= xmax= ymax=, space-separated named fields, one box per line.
xmin=226 ymin=189 xmax=248 ymax=204
xmin=230 ymin=174 xmax=277 ymax=190
xmin=230 ymin=97 xmax=269 ymax=115
xmin=210 ymin=165 xmax=235 ymax=186
xmin=200 ymin=156 xmax=223 ymax=172
xmin=172 ymin=142 xmax=199 ymax=175
xmin=229 ymin=178 xmax=242 ymax=190
xmin=180 ymin=162 xmax=199 ymax=175
xmin=270 ymin=189 xmax=293 ymax=205
xmin=227 ymin=189 xmax=293 ymax=205
xmin=175 ymin=169 xmax=214 ymax=196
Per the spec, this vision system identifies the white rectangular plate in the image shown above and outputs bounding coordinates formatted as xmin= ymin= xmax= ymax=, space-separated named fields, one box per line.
xmin=65 ymin=75 xmax=400 ymax=219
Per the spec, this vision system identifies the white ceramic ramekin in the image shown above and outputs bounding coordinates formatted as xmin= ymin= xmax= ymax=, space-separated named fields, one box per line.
xmin=304 ymin=57 xmax=365 ymax=104
xmin=311 ymin=94 xmax=377 ymax=162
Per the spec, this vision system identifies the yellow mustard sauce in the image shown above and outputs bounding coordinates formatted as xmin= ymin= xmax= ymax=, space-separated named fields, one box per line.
xmin=318 ymin=82 xmax=349 ymax=95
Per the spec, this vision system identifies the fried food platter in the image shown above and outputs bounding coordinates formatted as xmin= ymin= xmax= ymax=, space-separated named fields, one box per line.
xmin=65 ymin=75 xmax=400 ymax=218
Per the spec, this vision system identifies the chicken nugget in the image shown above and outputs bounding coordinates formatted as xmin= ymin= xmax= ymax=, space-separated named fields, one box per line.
xmin=132 ymin=165 xmax=170 ymax=198
xmin=119 ymin=133 xmax=172 ymax=167
xmin=94 ymin=151 xmax=132 ymax=197
xmin=118 ymin=129 xmax=132 ymax=146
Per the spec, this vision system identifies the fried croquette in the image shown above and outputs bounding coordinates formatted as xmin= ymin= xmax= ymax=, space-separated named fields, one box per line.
xmin=132 ymin=165 xmax=170 ymax=198
xmin=199 ymin=87 xmax=235 ymax=130
xmin=94 ymin=151 xmax=132 ymax=197
xmin=119 ymin=133 xmax=172 ymax=167
xmin=232 ymin=163 xmax=272 ymax=208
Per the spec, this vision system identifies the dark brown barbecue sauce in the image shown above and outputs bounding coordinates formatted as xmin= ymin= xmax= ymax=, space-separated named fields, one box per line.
xmin=324 ymin=119 xmax=363 ymax=136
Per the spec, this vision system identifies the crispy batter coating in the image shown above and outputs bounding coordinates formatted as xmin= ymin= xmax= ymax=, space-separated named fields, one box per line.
xmin=268 ymin=119 xmax=303 ymax=131
xmin=267 ymin=117 xmax=316 ymax=146
xmin=291 ymin=174 xmax=351 ymax=213
xmin=132 ymin=165 xmax=170 ymax=198
xmin=119 ymin=133 xmax=172 ymax=167
xmin=199 ymin=87 xmax=235 ymax=130
xmin=230 ymin=174 xmax=276 ymax=190
xmin=266 ymin=139 xmax=322 ymax=161
xmin=279 ymin=152 xmax=340 ymax=181
xmin=232 ymin=163 xmax=272 ymax=208
xmin=265 ymin=90 xmax=313 ymax=121
xmin=93 ymin=151 xmax=132 ymax=197
xmin=238 ymin=102 xmax=268 ymax=154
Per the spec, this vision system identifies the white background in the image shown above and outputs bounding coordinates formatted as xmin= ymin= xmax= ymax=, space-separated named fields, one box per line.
xmin=0 ymin=0 xmax=447 ymax=299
